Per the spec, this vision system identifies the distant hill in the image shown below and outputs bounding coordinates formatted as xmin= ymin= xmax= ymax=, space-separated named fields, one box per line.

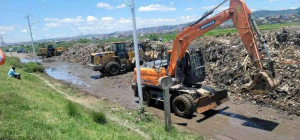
xmin=253 ymin=8 xmax=300 ymax=17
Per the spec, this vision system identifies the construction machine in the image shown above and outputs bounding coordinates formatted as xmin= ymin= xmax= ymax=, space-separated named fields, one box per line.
xmin=132 ymin=0 xmax=279 ymax=118
xmin=88 ymin=42 xmax=146 ymax=76
xmin=37 ymin=44 xmax=65 ymax=58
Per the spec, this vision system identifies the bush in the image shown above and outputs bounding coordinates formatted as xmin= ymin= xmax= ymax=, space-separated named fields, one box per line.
xmin=67 ymin=101 xmax=80 ymax=117
xmin=7 ymin=57 xmax=24 ymax=68
xmin=23 ymin=62 xmax=44 ymax=73
xmin=149 ymin=34 xmax=159 ymax=41
xmin=92 ymin=111 xmax=107 ymax=124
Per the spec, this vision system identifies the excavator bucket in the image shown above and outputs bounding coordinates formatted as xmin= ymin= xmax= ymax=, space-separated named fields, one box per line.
xmin=195 ymin=89 xmax=228 ymax=114
xmin=246 ymin=70 xmax=280 ymax=94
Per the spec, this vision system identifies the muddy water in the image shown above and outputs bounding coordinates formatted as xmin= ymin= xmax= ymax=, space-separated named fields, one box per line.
xmin=20 ymin=58 xmax=42 ymax=63
xmin=42 ymin=58 xmax=139 ymax=109
xmin=41 ymin=58 xmax=300 ymax=140
xmin=45 ymin=67 xmax=90 ymax=87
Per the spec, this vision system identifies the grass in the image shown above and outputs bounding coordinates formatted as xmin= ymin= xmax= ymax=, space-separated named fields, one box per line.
xmin=92 ymin=111 xmax=107 ymax=124
xmin=0 ymin=57 xmax=203 ymax=140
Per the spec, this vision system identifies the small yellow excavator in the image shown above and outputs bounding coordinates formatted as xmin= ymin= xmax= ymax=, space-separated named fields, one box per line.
xmin=132 ymin=0 xmax=279 ymax=118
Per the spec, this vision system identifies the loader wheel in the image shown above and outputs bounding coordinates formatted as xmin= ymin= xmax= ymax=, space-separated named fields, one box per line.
xmin=142 ymin=90 xmax=153 ymax=106
xmin=100 ymin=69 xmax=105 ymax=74
xmin=172 ymin=94 xmax=195 ymax=118
xmin=105 ymin=61 xmax=120 ymax=76
xmin=42 ymin=53 xmax=46 ymax=58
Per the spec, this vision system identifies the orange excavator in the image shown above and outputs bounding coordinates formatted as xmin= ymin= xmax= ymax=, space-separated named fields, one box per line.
xmin=132 ymin=0 xmax=279 ymax=118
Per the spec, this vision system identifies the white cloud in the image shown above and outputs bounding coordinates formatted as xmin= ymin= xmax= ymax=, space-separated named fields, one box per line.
xmin=170 ymin=2 xmax=174 ymax=5
xmin=60 ymin=16 xmax=83 ymax=23
xmin=139 ymin=4 xmax=176 ymax=12
xmin=42 ymin=27 xmax=49 ymax=31
xmin=290 ymin=7 xmax=297 ymax=9
xmin=268 ymin=0 xmax=277 ymax=2
xmin=96 ymin=2 xmax=113 ymax=9
xmin=116 ymin=4 xmax=126 ymax=8
xmin=44 ymin=18 xmax=59 ymax=21
xmin=119 ymin=18 xmax=131 ymax=23
xmin=44 ymin=16 xmax=83 ymax=28
xmin=87 ymin=16 xmax=98 ymax=22
xmin=20 ymin=29 xmax=27 ymax=33
xmin=45 ymin=22 xmax=61 ymax=27
xmin=185 ymin=8 xmax=193 ymax=11
xmin=0 ymin=26 xmax=15 ymax=34
xmin=101 ymin=17 xmax=114 ymax=21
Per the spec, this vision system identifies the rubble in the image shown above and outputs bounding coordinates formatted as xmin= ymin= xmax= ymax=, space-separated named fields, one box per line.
xmin=192 ymin=26 xmax=300 ymax=116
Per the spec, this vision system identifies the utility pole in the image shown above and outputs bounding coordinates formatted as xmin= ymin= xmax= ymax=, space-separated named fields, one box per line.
xmin=0 ymin=35 xmax=13 ymax=57
xmin=0 ymin=35 xmax=6 ymax=56
xmin=25 ymin=15 xmax=37 ymax=63
xmin=124 ymin=0 xmax=144 ymax=112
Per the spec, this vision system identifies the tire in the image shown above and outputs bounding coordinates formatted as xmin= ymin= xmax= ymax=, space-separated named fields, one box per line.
xmin=182 ymin=94 xmax=196 ymax=114
xmin=142 ymin=90 xmax=153 ymax=106
xmin=105 ymin=61 xmax=120 ymax=76
xmin=172 ymin=94 xmax=195 ymax=118
xmin=42 ymin=53 xmax=47 ymax=58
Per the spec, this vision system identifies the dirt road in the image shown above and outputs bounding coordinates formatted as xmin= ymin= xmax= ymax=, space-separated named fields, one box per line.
xmin=17 ymin=54 xmax=300 ymax=140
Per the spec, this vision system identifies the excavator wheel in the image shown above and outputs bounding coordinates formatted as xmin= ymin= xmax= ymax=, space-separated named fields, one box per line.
xmin=105 ymin=61 xmax=120 ymax=76
xmin=172 ymin=94 xmax=195 ymax=118
xmin=142 ymin=90 xmax=153 ymax=106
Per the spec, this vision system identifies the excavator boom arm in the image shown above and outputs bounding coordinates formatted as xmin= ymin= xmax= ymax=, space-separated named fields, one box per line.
xmin=168 ymin=0 xmax=263 ymax=76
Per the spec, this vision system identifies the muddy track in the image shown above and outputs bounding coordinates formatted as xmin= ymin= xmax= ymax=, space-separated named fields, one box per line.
xmin=38 ymin=57 xmax=300 ymax=140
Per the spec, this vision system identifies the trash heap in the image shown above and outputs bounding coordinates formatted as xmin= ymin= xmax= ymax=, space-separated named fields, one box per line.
xmin=59 ymin=40 xmax=170 ymax=65
xmin=194 ymin=26 xmax=300 ymax=115
xmin=60 ymin=43 xmax=104 ymax=65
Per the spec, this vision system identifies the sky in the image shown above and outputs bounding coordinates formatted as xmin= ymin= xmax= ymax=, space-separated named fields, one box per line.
xmin=0 ymin=0 xmax=299 ymax=43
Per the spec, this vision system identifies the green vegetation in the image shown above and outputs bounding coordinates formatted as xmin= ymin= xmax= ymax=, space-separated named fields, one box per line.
xmin=9 ymin=57 xmax=24 ymax=68
xmin=23 ymin=62 xmax=44 ymax=73
xmin=152 ymin=22 xmax=300 ymax=41
xmin=0 ymin=57 xmax=203 ymax=140
xmin=92 ymin=111 xmax=107 ymax=124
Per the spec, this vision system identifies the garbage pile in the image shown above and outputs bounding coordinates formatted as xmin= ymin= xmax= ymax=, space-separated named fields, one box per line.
xmin=194 ymin=26 xmax=300 ymax=115
xmin=59 ymin=40 xmax=171 ymax=65
xmin=60 ymin=43 xmax=103 ymax=65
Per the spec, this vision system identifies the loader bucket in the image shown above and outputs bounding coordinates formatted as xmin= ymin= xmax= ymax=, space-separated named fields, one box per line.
xmin=195 ymin=90 xmax=228 ymax=114
xmin=246 ymin=70 xmax=280 ymax=93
